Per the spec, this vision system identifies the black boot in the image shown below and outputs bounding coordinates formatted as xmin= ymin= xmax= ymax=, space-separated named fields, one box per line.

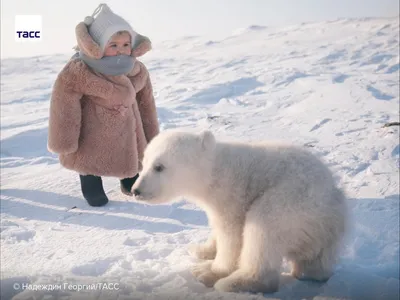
xmin=79 ymin=175 xmax=109 ymax=207
xmin=120 ymin=174 xmax=139 ymax=196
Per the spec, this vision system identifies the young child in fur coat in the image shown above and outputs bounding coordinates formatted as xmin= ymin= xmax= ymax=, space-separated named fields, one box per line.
xmin=47 ymin=3 xmax=159 ymax=207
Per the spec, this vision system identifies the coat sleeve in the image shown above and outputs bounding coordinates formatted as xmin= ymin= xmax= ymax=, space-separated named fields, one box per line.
xmin=47 ymin=63 xmax=83 ymax=155
xmin=136 ymin=67 xmax=160 ymax=143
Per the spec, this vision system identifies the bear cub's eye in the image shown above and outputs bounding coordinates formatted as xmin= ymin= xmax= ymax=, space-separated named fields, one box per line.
xmin=154 ymin=164 xmax=165 ymax=172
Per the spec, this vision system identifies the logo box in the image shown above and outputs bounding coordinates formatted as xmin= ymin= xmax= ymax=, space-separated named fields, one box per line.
xmin=15 ymin=15 xmax=42 ymax=42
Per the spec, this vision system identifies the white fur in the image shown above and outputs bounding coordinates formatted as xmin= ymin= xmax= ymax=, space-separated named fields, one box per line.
xmin=132 ymin=129 xmax=349 ymax=294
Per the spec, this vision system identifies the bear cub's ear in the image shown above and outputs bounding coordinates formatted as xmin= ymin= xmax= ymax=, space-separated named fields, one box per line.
xmin=200 ymin=130 xmax=216 ymax=151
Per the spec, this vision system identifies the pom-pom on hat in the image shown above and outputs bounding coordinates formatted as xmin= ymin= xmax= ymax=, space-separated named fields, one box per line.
xmin=75 ymin=3 xmax=152 ymax=59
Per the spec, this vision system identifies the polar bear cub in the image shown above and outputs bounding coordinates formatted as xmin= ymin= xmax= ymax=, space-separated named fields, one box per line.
xmin=132 ymin=129 xmax=349 ymax=294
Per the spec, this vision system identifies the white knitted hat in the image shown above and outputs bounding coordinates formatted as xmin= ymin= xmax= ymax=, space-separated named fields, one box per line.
xmin=83 ymin=3 xmax=137 ymax=53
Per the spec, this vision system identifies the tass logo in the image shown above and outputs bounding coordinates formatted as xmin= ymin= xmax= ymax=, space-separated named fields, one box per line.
xmin=16 ymin=31 xmax=41 ymax=39
xmin=15 ymin=15 xmax=42 ymax=42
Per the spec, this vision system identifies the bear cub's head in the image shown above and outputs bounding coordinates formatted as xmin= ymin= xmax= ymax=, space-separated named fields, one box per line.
xmin=132 ymin=129 xmax=216 ymax=204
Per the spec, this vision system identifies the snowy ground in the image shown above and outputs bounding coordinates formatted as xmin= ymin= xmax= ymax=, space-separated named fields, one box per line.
xmin=1 ymin=17 xmax=399 ymax=300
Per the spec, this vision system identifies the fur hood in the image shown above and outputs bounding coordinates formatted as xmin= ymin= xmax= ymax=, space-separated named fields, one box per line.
xmin=74 ymin=21 xmax=152 ymax=59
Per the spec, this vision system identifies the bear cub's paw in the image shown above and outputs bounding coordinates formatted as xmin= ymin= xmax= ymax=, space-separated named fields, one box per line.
xmin=191 ymin=260 xmax=220 ymax=287
xmin=214 ymin=269 xmax=280 ymax=294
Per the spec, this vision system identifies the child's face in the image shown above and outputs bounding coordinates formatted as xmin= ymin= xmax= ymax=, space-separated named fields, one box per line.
xmin=104 ymin=32 xmax=132 ymax=56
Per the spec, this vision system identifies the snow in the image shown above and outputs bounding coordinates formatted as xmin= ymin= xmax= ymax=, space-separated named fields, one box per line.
xmin=1 ymin=16 xmax=399 ymax=300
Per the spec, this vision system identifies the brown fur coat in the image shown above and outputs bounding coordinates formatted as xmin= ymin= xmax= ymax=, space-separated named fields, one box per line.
xmin=47 ymin=22 xmax=159 ymax=178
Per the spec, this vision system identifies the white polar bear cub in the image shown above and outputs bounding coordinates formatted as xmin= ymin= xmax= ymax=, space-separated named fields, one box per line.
xmin=132 ymin=129 xmax=349 ymax=294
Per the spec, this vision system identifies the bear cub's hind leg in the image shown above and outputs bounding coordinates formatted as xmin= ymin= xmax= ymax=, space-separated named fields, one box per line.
xmin=290 ymin=246 xmax=337 ymax=282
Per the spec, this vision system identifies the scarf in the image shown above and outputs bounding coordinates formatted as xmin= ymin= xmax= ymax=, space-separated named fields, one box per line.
xmin=73 ymin=51 xmax=136 ymax=76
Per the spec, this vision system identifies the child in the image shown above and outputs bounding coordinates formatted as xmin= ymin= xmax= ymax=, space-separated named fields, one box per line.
xmin=47 ymin=3 xmax=159 ymax=207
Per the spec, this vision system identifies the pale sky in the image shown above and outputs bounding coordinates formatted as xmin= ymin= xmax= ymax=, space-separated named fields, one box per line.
xmin=1 ymin=0 xmax=399 ymax=59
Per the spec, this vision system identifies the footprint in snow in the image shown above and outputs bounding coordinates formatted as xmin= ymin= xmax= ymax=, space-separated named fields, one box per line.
xmin=332 ymin=74 xmax=350 ymax=83
xmin=309 ymin=118 xmax=331 ymax=132
xmin=2 ymin=230 xmax=36 ymax=243
xmin=0 ymin=222 xmax=36 ymax=243
xmin=349 ymin=163 xmax=371 ymax=176
xmin=0 ymin=220 xmax=19 ymax=230
xmin=71 ymin=257 xmax=122 ymax=276
xmin=130 ymin=248 xmax=175 ymax=261
xmin=123 ymin=237 xmax=148 ymax=247
xmin=319 ymin=49 xmax=347 ymax=64
xmin=335 ymin=128 xmax=365 ymax=136
xmin=367 ymin=85 xmax=394 ymax=101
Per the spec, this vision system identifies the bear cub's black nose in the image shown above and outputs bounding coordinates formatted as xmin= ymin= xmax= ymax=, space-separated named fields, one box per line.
xmin=133 ymin=189 xmax=141 ymax=196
